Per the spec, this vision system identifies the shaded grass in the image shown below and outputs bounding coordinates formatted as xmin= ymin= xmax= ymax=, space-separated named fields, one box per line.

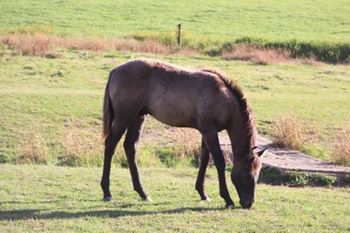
xmin=0 ymin=164 xmax=349 ymax=232
xmin=259 ymin=167 xmax=343 ymax=187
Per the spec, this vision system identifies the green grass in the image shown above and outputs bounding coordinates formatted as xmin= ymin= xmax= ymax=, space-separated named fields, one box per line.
xmin=0 ymin=0 xmax=350 ymax=63
xmin=1 ymin=0 xmax=350 ymax=63
xmin=0 ymin=0 xmax=349 ymax=44
xmin=0 ymin=164 xmax=349 ymax=232
xmin=0 ymin=49 xmax=349 ymax=163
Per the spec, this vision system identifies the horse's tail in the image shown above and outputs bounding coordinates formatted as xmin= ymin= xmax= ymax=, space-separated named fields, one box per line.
xmin=103 ymin=70 xmax=115 ymax=139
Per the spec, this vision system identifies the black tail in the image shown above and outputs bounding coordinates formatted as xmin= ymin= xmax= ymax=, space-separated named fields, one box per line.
xmin=102 ymin=71 xmax=115 ymax=139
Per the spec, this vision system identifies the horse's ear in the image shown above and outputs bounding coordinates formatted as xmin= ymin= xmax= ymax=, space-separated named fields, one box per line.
xmin=257 ymin=148 xmax=267 ymax=157
xmin=247 ymin=146 xmax=257 ymax=159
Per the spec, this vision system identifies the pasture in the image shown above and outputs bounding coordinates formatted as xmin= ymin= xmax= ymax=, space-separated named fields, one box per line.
xmin=0 ymin=1 xmax=350 ymax=232
xmin=0 ymin=0 xmax=349 ymax=44
xmin=0 ymin=164 xmax=349 ymax=232
xmin=1 ymin=0 xmax=350 ymax=63
xmin=1 ymin=49 xmax=349 ymax=164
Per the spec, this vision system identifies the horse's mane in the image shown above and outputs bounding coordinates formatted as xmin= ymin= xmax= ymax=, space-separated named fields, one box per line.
xmin=202 ymin=69 xmax=257 ymax=155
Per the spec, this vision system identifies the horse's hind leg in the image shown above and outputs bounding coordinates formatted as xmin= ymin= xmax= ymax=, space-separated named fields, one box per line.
xmin=123 ymin=115 xmax=149 ymax=201
xmin=201 ymin=129 xmax=234 ymax=208
xmin=101 ymin=118 xmax=129 ymax=201
xmin=195 ymin=138 xmax=210 ymax=201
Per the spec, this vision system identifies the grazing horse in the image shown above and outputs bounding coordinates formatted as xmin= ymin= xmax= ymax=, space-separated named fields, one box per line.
xmin=100 ymin=58 xmax=266 ymax=209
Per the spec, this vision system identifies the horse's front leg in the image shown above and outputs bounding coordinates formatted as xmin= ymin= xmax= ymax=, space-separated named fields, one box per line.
xmin=201 ymin=129 xmax=234 ymax=208
xmin=195 ymin=138 xmax=210 ymax=201
xmin=123 ymin=115 xmax=149 ymax=201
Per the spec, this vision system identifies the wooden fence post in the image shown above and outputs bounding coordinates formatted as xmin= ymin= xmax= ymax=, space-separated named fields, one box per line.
xmin=177 ymin=24 xmax=181 ymax=46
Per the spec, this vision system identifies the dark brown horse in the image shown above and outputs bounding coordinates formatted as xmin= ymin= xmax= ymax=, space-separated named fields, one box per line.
xmin=101 ymin=58 xmax=266 ymax=209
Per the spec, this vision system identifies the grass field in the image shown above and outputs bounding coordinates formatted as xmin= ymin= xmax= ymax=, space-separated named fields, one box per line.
xmin=0 ymin=0 xmax=349 ymax=43
xmin=0 ymin=164 xmax=349 ymax=233
xmin=1 ymin=1 xmax=350 ymax=63
xmin=0 ymin=1 xmax=349 ymax=232
xmin=0 ymin=49 xmax=349 ymax=164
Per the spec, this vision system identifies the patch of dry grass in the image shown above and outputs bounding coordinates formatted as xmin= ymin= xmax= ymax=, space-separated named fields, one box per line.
xmin=59 ymin=118 xmax=103 ymax=166
xmin=112 ymin=38 xmax=172 ymax=54
xmin=222 ymin=44 xmax=320 ymax=65
xmin=1 ymin=33 xmax=53 ymax=56
xmin=0 ymin=33 xmax=195 ymax=57
xmin=16 ymin=127 xmax=48 ymax=164
xmin=59 ymin=37 xmax=110 ymax=51
xmin=272 ymin=115 xmax=319 ymax=150
xmin=142 ymin=121 xmax=202 ymax=160
xmin=1 ymin=34 xmax=322 ymax=64
xmin=332 ymin=124 xmax=350 ymax=166
xmin=170 ymin=128 xmax=201 ymax=159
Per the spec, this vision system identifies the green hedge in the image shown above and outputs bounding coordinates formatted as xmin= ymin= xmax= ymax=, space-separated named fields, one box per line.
xmin=219 ymin=37 xmax=350 ymax=64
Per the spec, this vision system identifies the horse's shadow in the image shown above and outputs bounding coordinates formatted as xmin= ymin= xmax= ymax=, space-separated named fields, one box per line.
xmin=0 ymin=206 xmax=227 ymax=221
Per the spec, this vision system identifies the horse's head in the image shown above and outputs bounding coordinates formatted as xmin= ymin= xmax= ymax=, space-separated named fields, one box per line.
xmin=231 ymin=147 xmax=267 ymax=209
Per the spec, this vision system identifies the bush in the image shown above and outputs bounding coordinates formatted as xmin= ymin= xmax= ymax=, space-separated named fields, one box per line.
xmin=218 ymin=37 xmax=350 ymax=64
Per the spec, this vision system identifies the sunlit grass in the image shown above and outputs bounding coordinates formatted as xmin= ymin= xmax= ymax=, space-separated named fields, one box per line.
xmin=0 ymin=164 xmax=349 ymax=232
xmin=0 ymin=49 xmax=349 ymax=163
xmin=0 ymin=0 xmax=349 ymax=45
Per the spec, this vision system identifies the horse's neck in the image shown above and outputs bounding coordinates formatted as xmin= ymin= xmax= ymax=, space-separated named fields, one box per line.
xmin=227 ymin=124 xmax=255 ymax=162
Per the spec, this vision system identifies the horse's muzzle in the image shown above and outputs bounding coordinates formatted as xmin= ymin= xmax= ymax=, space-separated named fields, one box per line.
xmin=240 ymin=199 xmax=254 ymax=209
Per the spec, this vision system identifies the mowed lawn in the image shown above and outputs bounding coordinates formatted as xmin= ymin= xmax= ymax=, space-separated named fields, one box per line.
xmin=0 ymin=0 xmax=349 ymax=44
xmin=0 ymin=164 xmax=349 ymax=233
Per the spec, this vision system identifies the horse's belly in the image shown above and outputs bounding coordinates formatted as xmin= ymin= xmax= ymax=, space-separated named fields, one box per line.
xmin=147 ymin=103 xmax=197 ymax=128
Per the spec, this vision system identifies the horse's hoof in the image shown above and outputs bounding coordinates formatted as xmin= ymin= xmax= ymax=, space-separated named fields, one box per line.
xmin=103 ymin=196 xmax=112 ymax=202
xmin=225 ymin=204 xmax=235 ymax=209
xmin=144 ymin=197 xmax=152 ymax=202
xmin=201 ymin=196 xmax=211 ymax=202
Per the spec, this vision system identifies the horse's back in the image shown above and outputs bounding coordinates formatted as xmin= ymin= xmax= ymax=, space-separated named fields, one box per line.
xmin=108 ymin=59 xmax=235 ymax=129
